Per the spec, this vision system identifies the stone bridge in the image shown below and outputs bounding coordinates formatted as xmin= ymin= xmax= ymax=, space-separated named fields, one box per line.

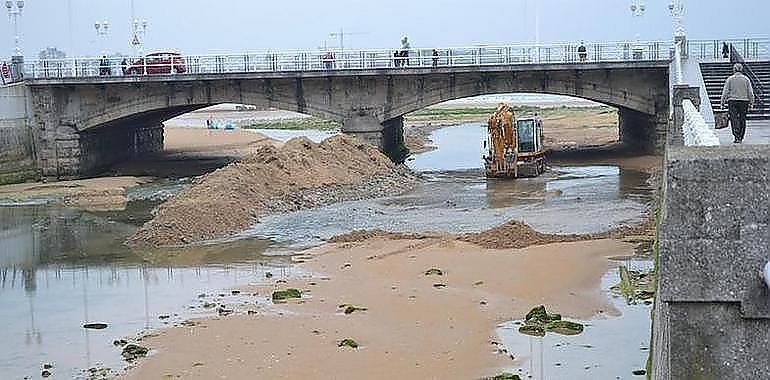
xmin=26 ymin=61 xmax=670 ymax=178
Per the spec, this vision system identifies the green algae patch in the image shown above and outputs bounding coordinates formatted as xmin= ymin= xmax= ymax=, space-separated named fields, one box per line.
xmin=524 ymin=305 xmax=562 ymax=324
xmin=518 ymin=324 xmax=546 ymax=337
xmin=519 ymin=305 xmax=584 ymax=337
xmin=338 ymin=338 xmax=359 ymax=349
xmin=272 ymin=288 xmax=302 ymax=302
xmin=424 ymin=268 xmax=444 ymax=276
xmin=492 ymin=373 xmax=522 ymax=380
xmin=545 ymin=320 xmax=584 ymax=336
xmin=338 ymin=304 xmax=368 ymax=315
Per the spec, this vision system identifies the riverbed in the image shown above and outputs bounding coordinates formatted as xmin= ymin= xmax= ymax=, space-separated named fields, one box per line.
xmin=0 ymin=123 xmax=657 ymax=379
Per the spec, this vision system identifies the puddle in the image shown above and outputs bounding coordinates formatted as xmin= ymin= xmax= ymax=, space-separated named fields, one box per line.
xmin=496 ymin=260 xmax=654 ymax=380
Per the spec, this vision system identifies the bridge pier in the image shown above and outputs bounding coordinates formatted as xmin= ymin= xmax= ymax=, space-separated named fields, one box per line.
xmin=618 ymin=107 xmax=668 ymax=154
xmin=342 ymin=115 xmax=408 ymax=163
xmin=36 ymin=122 xmax=163 ymax=179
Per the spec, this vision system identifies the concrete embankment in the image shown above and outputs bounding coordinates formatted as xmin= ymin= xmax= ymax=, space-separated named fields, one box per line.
xmin=0 ymin=84 xmax=36 ymax=184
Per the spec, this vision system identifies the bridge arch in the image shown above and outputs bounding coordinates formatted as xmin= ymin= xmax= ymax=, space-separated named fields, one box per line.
xmin=28 ymin=62 xmax=669 ymax=178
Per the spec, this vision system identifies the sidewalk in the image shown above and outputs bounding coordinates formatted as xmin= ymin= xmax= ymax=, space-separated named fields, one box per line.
xmin=716 ymin=119 xmax=770 ymax=145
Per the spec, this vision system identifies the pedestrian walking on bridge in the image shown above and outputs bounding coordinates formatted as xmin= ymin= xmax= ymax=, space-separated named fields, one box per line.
xmin=720 ymin=63 xmax=755 ymax=143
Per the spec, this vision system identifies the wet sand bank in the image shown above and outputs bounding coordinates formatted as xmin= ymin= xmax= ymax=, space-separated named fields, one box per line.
xmin=124 ymin=237 xmax=631 ymax=380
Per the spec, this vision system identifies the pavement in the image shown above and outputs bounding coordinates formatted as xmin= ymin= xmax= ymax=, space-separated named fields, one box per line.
xmin=716 ymin=119 xmax=770 ymax=145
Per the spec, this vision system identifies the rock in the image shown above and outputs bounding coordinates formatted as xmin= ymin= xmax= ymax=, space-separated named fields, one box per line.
xmin=337 ymin=338 xmax=359 ymax=349
xmin=632 ymin=369 xmax=647 ymax=376
xmin=424 ymin=268 xmax=444 ymax=276
xmin=41 ymin=370 xmax=51 ymax=378
xmin=42 ymin=363 xmax=53 ymax=370
xmin=121 ymin=344 xmax=149 ymax=362
xmin=265 ymin=272 xmax=273 ymax=278
xmin=272 ymin=288 xmax=302 ymax=302
xmin=202 ymin=302 xmax=217 ymax=309
xmin=83 ymin=323 xmax=108 ymax=330
xmin=231 ymin=290 xmax=241 ymax=295
xmin=158 ymin=315 xmax=170 ymax=320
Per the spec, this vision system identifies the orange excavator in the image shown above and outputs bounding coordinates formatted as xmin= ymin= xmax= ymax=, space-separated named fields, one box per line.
xmin=483 ymin=103 xmax=546 ymax=178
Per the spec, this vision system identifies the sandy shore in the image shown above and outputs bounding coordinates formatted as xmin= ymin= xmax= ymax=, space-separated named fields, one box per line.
xmin=124 ymin=237 xmax=629 ymax=380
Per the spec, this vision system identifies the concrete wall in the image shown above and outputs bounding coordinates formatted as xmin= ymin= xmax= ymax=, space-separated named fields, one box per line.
xmin=653 ymin=145 xmax=770 ymax=379
xmin=26 ymin=62 xmax=670 ymax=177
xmin=0 ymin=84 xmax=36 ymax=184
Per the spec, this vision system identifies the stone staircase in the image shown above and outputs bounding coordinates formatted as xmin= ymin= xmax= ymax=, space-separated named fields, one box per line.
xmin=700 ymin=61 xmax=770 ymax=119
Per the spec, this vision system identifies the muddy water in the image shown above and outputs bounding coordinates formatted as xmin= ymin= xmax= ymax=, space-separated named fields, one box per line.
xmin=0 ymin=123 xmax=655 ymax=379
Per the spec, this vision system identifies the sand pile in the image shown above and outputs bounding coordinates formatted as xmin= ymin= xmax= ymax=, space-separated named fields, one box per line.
xmin=330 ymin=218 xmax=655 ymax=250
xmin=127 ymin=135 xmax=419 ymax=247
xmin=458 ymin=220 xmax=590 ymax=249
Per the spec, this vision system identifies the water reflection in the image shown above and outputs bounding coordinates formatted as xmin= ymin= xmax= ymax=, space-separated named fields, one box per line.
xmin=0 ymin=203 xmax=290 ymax=379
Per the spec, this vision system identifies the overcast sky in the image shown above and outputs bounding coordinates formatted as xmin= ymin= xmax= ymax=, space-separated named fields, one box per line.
xmin=0 ymin=0 xmax=768 ymax=57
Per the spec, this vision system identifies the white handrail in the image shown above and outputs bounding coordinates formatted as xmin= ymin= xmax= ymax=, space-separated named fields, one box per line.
xmin=682 ymin=99 xmax=719 ymax=146
xmin=674 ymin=41 xmax=684 ymax=86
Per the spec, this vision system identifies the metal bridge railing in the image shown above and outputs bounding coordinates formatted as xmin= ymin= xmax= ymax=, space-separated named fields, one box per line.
xmin=20 ymin=40 xmax=676 ymax=80
xmin=686 ymin=38 xmax=770 ymax=61
xmin=14 ymin=38 xmax=770 ymax=81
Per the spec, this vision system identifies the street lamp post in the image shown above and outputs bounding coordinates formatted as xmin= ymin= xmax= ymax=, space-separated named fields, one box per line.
xmin=131 ymin=18 xmax=148 ymax=55
xmin=5 ymin=0 xmax=24 ymax=80
xmin=629 ymin=0 xmax=646 ymax=40
xmin=668 ymin=0 xmax=686 ymax=38
xmin=94 ymin=20 xmax=109 ymax=55
xmin=629 ymin=1 xmax=646 ymax=59
xmin=5 ymin=0 xmax=24 ymax=56
xmin=668 ymin=0 xmax=687 ymax=57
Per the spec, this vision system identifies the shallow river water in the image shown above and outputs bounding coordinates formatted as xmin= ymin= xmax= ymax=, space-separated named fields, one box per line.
xmin=0 ymin=123 xmax=655 ymax=379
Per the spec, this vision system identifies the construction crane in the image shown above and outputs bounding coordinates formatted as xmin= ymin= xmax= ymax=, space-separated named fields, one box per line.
xmin=328 ymin=28 xmax=368 ymax=54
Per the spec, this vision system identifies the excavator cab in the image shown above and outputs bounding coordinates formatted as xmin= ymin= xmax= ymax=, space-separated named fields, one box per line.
xmin=515 ymin=117 xmax=543 ymax=153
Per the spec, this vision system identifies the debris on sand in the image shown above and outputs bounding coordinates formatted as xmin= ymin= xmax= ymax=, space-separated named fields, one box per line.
xmin=337 ymin=338 xmax=359 ymax=349
xmin=490 ymin=373 xmax=522 ymax=380
xmin=272 ymin=289 xmax=302 ymax=302
xmin=127 ymin=135 xmax=419 ymax=247
xmin=121 ymin=344 xmax=149 ymax=362
xmin=338 ymin=304 xmax=368 ymax=315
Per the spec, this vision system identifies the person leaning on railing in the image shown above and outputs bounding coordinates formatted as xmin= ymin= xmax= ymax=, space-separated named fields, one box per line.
xmin=720 ymin=63 xmax=755 ymax=144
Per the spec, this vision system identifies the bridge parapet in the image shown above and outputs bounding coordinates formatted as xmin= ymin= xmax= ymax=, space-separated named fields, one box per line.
xmin=19 ymin=40 xmax=675 ymax=81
